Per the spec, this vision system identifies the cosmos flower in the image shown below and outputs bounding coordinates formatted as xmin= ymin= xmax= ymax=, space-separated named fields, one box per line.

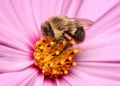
xmin=0 ymin=0 xmax=120 ymax=86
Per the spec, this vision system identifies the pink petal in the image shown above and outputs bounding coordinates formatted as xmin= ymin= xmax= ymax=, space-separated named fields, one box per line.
xmin=64 ymin=67 xmax=120 ymax=86
xmin=43 ymin=78 xmax=57 ymax=86
xmin=66 ymin=0 xmax=82 ymax=17
xmin=0 ymin=60 xmax=33 ymax=73
xmin=30 ymin=0 xmax=43 ymax=27
xmin=0 ymin=21 xmax=33 ymax=52
xmin=55 ymin=0 xmax=72 ymax=15
xmin=19 ymin=71 xmax=44 ymax=86
xmin=56 ymin=78 xmax=72 ymax=86
xmin=0 ymin=42 xmax=34 ymax=72
xmin=76 ymin=44 xmax=120 ymax=61
xmin=0 ymin=45 xmax=32 ymax=61
xmin=0 ymin=0 xmax=40 ymax=43
xmin=0 ymin=67 xmax=38 ymax=86
xmin=86 ymin=2 xmax=120 ymax=40
xmin=76 ymin=0 xmax=120 ymax=21
xmin=63 ymin=63 xmax=120 ymax=86
xmin=33 ymin=74 xmax=44 ymax=86
xmin=68 ymin=2 xmax=120 ymax=85
xmin=31 ymin=0 xmax=67 ymax=22
xmin=0 ymin=0 xmax=39 ymax=72
xmin=76 ymin=62 xmax=120 ymax=81
xmin=75 ymin=1 xmax=120 ymax=61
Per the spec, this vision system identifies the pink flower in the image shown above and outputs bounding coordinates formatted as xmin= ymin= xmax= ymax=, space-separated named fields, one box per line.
xmin=0 ymin=0 xmax=120 ymax=86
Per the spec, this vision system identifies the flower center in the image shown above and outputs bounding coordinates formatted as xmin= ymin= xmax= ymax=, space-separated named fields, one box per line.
xmin=33 ymin=36 xmax=80 ymax=78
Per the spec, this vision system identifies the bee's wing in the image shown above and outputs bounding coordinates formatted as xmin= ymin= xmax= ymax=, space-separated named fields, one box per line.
xmin=70 ymin=18 xmax=94 ymax=27
xmin=76 ymin=18 xmax=94 ymax=27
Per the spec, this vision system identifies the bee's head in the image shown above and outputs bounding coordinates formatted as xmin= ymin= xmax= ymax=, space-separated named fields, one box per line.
xmin=41 ymin=21 xmax=54 ymax=38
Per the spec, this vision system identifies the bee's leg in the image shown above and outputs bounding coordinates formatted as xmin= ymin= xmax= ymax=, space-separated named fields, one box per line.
xmin=51 ymin=36 xmax=64 ymax=49
xmin=59 ymin=38 xmax=72 ymax=55
xmin=59 ymin=43 xmax=72 ymax=55
xmin=52 ymin=36 xmax=72 ymax=56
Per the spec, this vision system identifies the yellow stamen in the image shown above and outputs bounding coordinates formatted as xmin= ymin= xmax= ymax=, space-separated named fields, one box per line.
xmin=68 ymin=56 xmax=72 ymax=60
xmin=56 ymin=51 xmax=60 ymax=55
xmin=60 ymin=60 xmax=64 ymax=65
xmin=72 ymin=62 xmax=77 ymax=66
xmin=68 ymin=37 xmax=72 ymax=40
xmin=73 ymin=49 xmax=80 ymax=53
xmin=33 ymin=36 xmax=80 ymax=78
xmin=64 ymin=70 xmax=68 ymax=74
xmin=36 ymin=41 xmax=40 ymax=46
xmin=40 ymin=46 xmax=44 ymax=49
xmin=62 ymin=40 xmax=66 ymax=45
xmin=50 ymin=41 xmax=54 ymax=46
xmin=53 ymin=70 xmax=57 ymax=74
xmin=71 ymin=41 xmax=76 ymax=44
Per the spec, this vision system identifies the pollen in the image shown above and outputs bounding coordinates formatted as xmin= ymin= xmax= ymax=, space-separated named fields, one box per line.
xmin=50 ymin=41 xmax=54 ymax=46
xmin=55 ymin=51 xmax=60 ymax=55
xmin=33 ymin=36 xmax=80 ymax=78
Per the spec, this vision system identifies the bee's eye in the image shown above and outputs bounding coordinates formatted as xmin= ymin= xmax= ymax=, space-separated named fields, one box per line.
xmin=44 ymin=26 xmax=50 ymax=32
xmin=43 ymin=23 xmax=51 ymax=30
xmin=41 ymin=23 xmax=54 ymax=37
xmin=41 ymin=22 xmax=50 ymax=32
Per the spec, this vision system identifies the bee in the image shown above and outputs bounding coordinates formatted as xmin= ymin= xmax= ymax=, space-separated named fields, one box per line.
xmin=41 ymin=16 xmax=93 ymax=54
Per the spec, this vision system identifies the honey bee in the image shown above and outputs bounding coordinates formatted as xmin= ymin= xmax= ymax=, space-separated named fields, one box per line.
xmin=41 ymin=16 xmax=93 ymax=54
